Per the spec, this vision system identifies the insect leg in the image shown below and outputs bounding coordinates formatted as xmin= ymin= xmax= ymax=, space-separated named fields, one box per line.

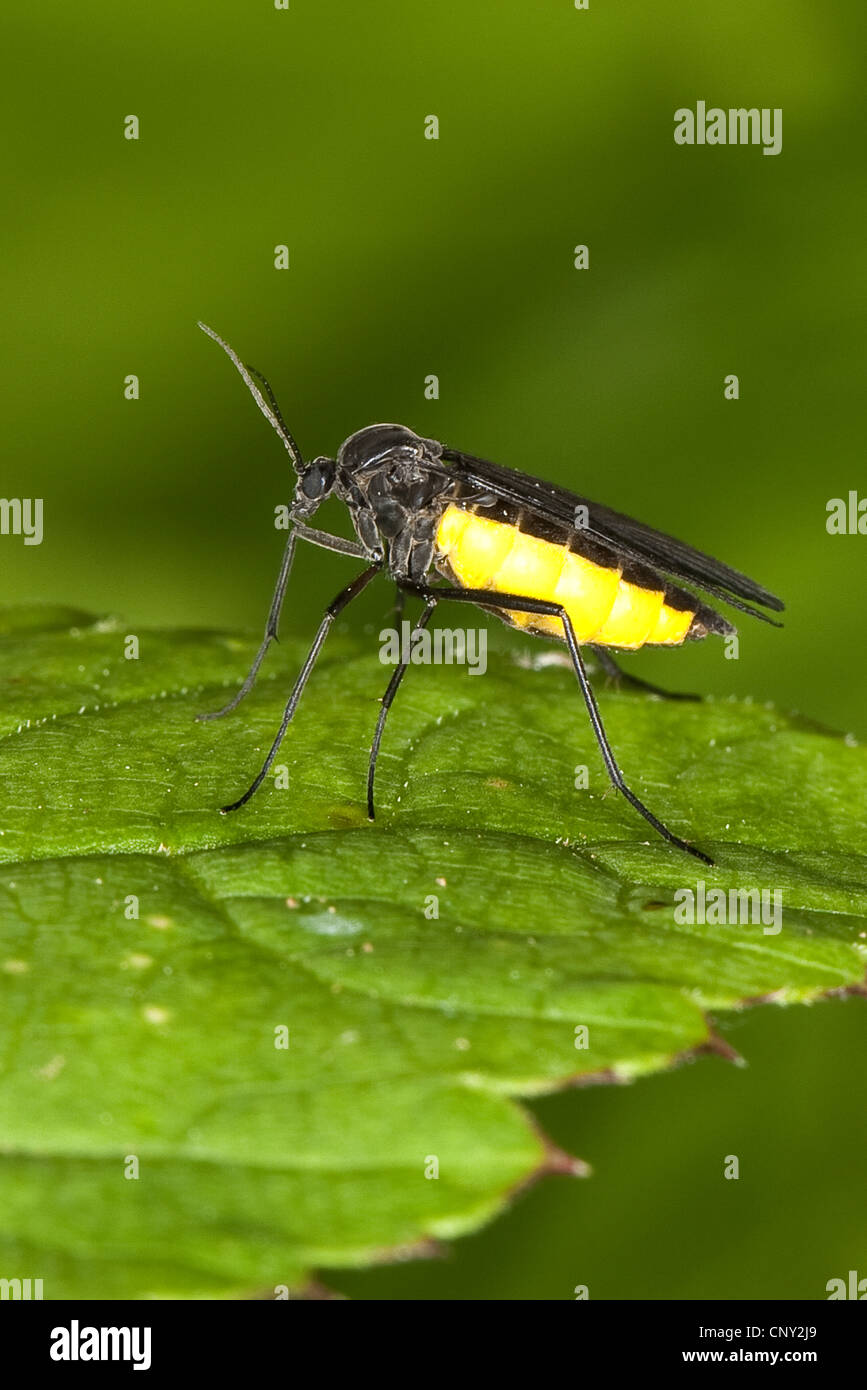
xmin=589 ymin=646 xmax=700 ymax=703
xmin=367 ymin=599 xmax=436 ymax=819
xmin=399 ymin=581 xmax=712 ymax=864
xmin=220 ymin=564 xmax=382 ymax=812
xmin=561 ymin=621 xmax=712 ymax=865
xmin=198 ymin=523 xmax=371 ymax=722
xmin=391 ymin=585 xmax=407 ymax=620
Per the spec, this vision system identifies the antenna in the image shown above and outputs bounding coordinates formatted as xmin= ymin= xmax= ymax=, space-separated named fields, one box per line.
xmin=197 ymin=322 xmax=304 ymax=473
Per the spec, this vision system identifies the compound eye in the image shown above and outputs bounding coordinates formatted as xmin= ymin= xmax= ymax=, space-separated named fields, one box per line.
xmin=299 ymin=459 xmax=334 ymax=500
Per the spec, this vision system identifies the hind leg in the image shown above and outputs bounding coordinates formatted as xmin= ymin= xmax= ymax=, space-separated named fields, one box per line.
xmin=590 ymin=646 xmax=700 ymax=702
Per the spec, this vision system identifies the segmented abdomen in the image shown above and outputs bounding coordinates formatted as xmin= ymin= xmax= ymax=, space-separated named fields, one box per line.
xmin=435 ymin=504 xmax=695 ymax=648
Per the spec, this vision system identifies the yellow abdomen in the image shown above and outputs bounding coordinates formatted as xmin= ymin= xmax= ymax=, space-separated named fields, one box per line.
xmin=435 ymin=505 xmax=694 ymax=648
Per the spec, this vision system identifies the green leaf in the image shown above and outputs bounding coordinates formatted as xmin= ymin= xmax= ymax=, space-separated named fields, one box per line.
xmin=1 ymin=606 xmax=865 ymax=1298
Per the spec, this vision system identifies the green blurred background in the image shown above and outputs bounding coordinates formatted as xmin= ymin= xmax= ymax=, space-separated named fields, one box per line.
xmin=3 ymin=0 xmax=865 ymax=1298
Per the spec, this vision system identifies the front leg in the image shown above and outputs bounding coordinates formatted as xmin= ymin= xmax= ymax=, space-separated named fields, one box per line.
xmin=198 ymin=522 xmax=371 ymax=722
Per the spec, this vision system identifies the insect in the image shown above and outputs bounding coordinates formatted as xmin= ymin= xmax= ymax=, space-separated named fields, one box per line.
xmin=197 ymin=323 xmax=784 ymax=864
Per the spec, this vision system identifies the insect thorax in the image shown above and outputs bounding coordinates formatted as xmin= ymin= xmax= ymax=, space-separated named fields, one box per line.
xmin=336 ymin=423 xmax=454 ymax=580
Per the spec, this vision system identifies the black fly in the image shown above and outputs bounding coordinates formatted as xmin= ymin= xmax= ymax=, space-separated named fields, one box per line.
xmin=196 ymin=323 xmax=784 ymax=864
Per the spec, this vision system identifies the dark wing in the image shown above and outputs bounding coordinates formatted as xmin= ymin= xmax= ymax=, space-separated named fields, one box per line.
xmin=441 ymin=448 xmax=784 ymax=625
